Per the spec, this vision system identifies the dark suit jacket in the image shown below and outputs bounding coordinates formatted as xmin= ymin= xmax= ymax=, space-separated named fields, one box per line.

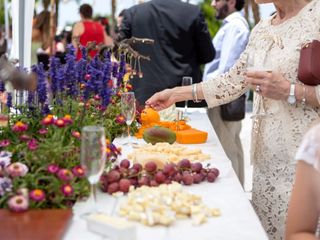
xmin=119 ymin=0 xmax=215 ymax=106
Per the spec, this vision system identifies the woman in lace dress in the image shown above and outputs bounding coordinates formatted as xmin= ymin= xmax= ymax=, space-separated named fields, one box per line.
xmin=146 ymin=0 xmax=320 ymax=239
xmin=286 ymin=123 xmax=320 ymax=239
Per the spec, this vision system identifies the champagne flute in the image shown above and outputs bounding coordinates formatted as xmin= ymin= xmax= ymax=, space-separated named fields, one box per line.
xmin=80 ymin=126 xmax=106 ymax=216
xmin=182 ymin=76 xmax=193 ymax=116
xmin=246 ymin=54 xmax=270 ymax=119
xmin=121 ymin=92 xmax=136 ymax=145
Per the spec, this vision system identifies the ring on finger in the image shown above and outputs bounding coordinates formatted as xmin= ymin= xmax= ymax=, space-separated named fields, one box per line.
xmin=255 ymin=85 xmax=261 ymax=93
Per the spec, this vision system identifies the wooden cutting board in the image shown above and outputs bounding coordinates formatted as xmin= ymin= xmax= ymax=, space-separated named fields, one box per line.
xmin=0 ymin=209 xmax=73 ymax=240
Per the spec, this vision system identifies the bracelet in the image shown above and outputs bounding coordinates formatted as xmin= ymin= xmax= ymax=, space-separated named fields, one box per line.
xmin=301 ymin=84 xmax=306 ymax=106
xmin=192 ymin=84 xmax=201 ymax=103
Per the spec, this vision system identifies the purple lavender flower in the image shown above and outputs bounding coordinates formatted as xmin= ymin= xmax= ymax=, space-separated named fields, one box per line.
xmin=0 ymin=177 xmax=12 ymax=196
xmin=64 ymin=45 xmax=78 ymax=97
xmin=33 ymin=63 xmax=48 ymax=105
xmin=27 ymin=91 xmax=34 ymax=108
xmin=0 ymin=81 xmax=5 ymax=92
xmin=41 ymin=104 xmax=51 ymax=115
xmin=6 ymin=92 xmax=12 ymax=108
xmin=49 ymin=57 xmax=61 ymax=96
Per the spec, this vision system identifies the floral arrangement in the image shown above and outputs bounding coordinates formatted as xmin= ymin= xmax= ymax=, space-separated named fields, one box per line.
xmin=0 ymin=45 xmax=138 ymax=211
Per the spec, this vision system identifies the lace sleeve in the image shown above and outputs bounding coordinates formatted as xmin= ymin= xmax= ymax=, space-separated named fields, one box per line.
xmin=295 ymin=122 xmax=320 ymax=171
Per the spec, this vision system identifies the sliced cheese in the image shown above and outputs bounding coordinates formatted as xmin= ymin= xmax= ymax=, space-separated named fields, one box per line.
xmin=175 ymin=128 xmax=208 ymax=144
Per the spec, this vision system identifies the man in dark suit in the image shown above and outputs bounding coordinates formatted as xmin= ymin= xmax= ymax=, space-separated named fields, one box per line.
xmin=118 ymin=0 xmax=215 ymax=106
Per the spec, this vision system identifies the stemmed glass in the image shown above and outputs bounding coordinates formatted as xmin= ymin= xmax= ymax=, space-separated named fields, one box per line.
xmin=121 ymin=92 xmax=136 ymax=145
xmin=182 ymin=76 xmax=193 ymax=116
xmin=246 ymin=54 xmax=271 ymax=119
xmin=80 ymin=126 xmax=106 ymax=216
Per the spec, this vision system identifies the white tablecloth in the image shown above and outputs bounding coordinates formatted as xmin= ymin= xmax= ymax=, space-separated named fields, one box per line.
xmin=65 ymin=110 xmax=267 ymax=240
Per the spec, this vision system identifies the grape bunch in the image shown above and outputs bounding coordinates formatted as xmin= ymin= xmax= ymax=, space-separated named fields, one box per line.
xmin=100 ymin=159 xmax=220 ymax=195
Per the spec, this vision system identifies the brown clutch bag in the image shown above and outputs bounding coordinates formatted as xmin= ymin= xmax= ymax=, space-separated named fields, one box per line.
xmin=298 ymin=40 xmax=320 ymax=86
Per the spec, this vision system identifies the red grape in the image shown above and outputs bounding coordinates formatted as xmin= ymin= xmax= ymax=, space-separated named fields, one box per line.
xmin=207 ymin=172 xmax=216 ymax=182
xmin=150 ymin=179 xmax=159 ymax=187
xmin=107 ymin=170 xmax=121 ymax=183
xmin=119 ymin=179 xmax=131 ymax=193
xmin=193 ymin=174 xmax=202 ymax=184
xmin=120 ymin=159 xmax=130 ymax=169
xmin=173 ymin=173 xmax=183 ymax=183
xmin=210 ymin=168 xmax=220 ymax=177
xmin=145 ymin=161 xmax=157 ymax=173
xmin=138 ymin=176 xmax=150 ymax=186
xmin=155 ymin=171 xmax=166 ymax=184
xmin=178 ymin=159 xmax=191 ymax=170
xmin=163 ymin=163 xmax=176 ymax=176
xmin=191 ymin=162 xmax=203 ymax=173
xmin=182 ymin=173 xmax=193 ymax=185
xmin=132 ymin=163 xmax=143 ymax=172
xmin=107 ymin=182 xmax=119 ymax=194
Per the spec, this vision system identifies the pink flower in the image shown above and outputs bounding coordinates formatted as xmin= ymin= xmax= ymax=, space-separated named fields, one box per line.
xmin=72 ymin=131 xmax=81 ymax=139
xmin=11 ymin=121 xmax=28 ymax=132
xmin=54 ymin=118 xmax=66 ymax=128
xmin=94 ymin=95 xmax=101 ymax=101
xmin=8 ymin=195 xmax=29 ymax=212
xmin=63 ymin=115 xmax=73 ymax=125
xmin=38 ymin=128 xmax=48 ymax=135
xmin=6 ymin=162 xmax=28 ymax=177
xmin=19 ymin=134 xmax=31 ymax=142
xmin=61 ymin=184 xmax=73 ymax=197
xmin=27 ymin=139 xmax=38 ymax=151
xmin=47 ymin=164 xmax=60 ymax=174
xmin=72 ymin=165 xmax=85 ymax=178
xmin=57 ymin=169 xmax=74 ymax=181
xmin=0 ymin=139 xmax=10 ymax=147
xmin=115 ymin=115 xmax=126 ymax=124
xmin=29 ymin=189 xmax=46 ymax=202
xmin=41 ymin=116 xmax=54 ymax=126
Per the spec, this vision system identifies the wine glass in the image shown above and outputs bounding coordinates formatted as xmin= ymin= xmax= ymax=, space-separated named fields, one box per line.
xmin=80 ymin=126 xmax=106 ymax=216
xmin=121 ymin=92 xmax=136 ymax=145
xmin=182 ymin=76 xmax=193 ymax=116
xmin=246 ymin=54 xmax=271 ymax=119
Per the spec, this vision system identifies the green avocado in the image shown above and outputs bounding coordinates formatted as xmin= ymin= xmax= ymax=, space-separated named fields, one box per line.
xmin=143 ymin=126 xmax=176 ymax=145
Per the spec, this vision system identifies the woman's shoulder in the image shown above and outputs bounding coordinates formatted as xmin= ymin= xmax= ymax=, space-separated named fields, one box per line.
xmin=295 ymin=122 xmax=320 ymax=171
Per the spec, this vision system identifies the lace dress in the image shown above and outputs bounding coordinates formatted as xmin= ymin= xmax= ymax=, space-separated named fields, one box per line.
xmin=202 ymin=1 xmax=320 ymax=239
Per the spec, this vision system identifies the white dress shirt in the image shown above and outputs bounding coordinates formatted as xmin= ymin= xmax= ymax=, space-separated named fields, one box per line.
xmin=203 ymin=11 xmax=250 ymax=80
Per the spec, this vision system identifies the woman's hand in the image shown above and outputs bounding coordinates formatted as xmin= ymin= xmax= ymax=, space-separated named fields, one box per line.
xmin=245 ymin=71 xmax=290 ymax=100
xmin=145 ymin=88 xmax=176 ymax=111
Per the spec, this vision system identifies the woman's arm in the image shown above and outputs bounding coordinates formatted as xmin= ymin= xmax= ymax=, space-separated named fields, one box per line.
xmin=245 ymin=71 xmax=320 ymax=107
xmin=285 ymin=161 xmax=319 ymax=240
xmin=72 ymin=22 xmax=84 ymax=48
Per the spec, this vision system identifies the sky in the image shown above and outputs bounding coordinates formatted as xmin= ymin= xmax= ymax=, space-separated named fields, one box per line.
xmin=52 ymin=0 xmax=275 ymax=29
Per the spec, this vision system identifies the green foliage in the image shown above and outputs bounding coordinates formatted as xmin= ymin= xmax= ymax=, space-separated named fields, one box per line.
xmin=200 ymin=0 xmax=221 ymax=38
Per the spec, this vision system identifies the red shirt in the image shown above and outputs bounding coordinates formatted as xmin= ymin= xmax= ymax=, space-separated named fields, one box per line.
xmin=77 ymin=21 xmax=105 ymax=60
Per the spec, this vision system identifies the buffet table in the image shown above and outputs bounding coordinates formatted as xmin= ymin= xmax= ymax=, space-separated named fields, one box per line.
xmin=65 ymin=109 xmax=267 ymax=240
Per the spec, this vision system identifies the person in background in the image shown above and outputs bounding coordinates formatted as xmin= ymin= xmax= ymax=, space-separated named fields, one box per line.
xmin=285 ymin=122 xmax=320 ymax=240
xmin=118 ymin=0 xmax=215 ymax=105
xmin=203 ymin=0 xmax=249 ymax=186
xmin=32 ymin=0 xmax=52 ymax=69
xmin=146 ymin=0 xmax=320 ymax=238
xmin=0 ymin=30 xmax=7 ymax=57
xmin=72 ymin=3 xmax=113 ymax=60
